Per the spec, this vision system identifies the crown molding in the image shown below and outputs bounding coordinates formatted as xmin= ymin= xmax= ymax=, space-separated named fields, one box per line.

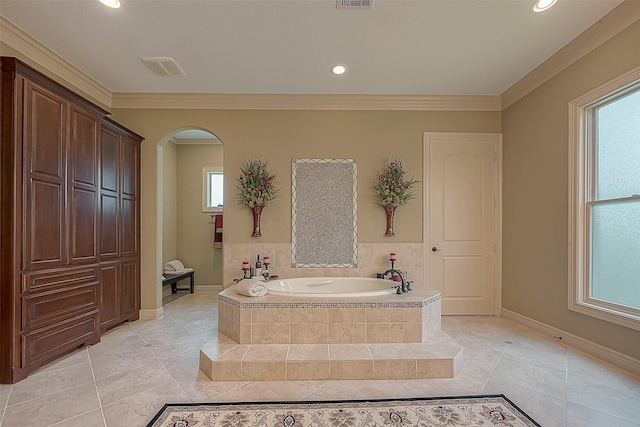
xmin=2 ymin=13 xmax=499 ymax=112
xmin=111 ymin=92 xmax=501 ymax=111
xmin=11 ymin=1 xmax=637 ymax=114
xmin=501 ymin=1 xmax=640 ymax=109
xmin=0 ymin=16 xmax=112 ymax=109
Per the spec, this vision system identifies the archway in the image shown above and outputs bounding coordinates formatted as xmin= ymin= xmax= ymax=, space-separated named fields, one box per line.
xmin=158 ymin=128 xmax=224 ymax=305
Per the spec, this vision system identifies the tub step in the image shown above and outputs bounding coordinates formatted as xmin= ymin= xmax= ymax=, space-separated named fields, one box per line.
xmin=199 ymin=331 xmax=462 ymax=381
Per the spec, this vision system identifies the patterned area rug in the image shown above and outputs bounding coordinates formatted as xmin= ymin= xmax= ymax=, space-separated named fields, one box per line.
xmin=147 ymin=395 xmax=540 ymax=427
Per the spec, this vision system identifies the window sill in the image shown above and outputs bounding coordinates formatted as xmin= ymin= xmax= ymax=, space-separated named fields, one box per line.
xmin=569 ymin=298 xmax=640 ymax=332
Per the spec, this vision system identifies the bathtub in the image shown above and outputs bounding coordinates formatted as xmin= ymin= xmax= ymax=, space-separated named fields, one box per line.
xmin=265 ymin=276 xmax=397 ymax=297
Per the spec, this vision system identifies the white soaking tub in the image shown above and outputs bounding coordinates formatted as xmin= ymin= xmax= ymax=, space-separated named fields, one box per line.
xmin=265 ymin=277 xmax=397 ymax=297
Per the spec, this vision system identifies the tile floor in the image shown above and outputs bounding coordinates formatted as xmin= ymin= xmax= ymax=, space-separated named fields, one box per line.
xmin=1 ymin=290 xmax=639 ymax=427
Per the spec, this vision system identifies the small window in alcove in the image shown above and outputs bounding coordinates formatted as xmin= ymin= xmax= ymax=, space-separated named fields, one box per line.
xmin=203 ymin=167 xmax=223 ymax=212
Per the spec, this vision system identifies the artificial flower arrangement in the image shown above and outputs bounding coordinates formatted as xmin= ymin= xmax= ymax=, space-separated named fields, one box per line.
xmin=374 ymin=158 xmax=418 ymax=207
xmin=236 ymin=156 xmax=278 ymax=208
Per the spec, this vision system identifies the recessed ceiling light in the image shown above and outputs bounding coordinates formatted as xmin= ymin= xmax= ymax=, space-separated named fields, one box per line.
xmin=99 ymin=0 xmax=121 ymax=8
xmin=331 ymin=65 xmax=347 ymax=75
xmin=532 ymin=0 xmax=557 ymax=12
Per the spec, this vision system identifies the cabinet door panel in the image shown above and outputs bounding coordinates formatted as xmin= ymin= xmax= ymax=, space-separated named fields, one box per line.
xmin=121 ymin=137 xmax=138 ymax=197
xmin=24 ymin=81 xmax=65 ymax=179
xmin=70 ymin=187 xmax=98 ymax=263
xmin=22 ymin=284 xmax=99 ymax=331
xmin=120 ymin=259 xmax=139 ymax=321
xmin=100 ymin=126 xmax=119 ymax=193
xmin=70 ymin=107 xmax=99 ymax=187
xmin=21 ymin=312 xmax=99 ymax=369
xmin=100 ymin=193 xmax=119 ymax=257
xmin=27 ymin=180 xmax=64 ymax=268
xmin=23 ymin=81 xmax=67 ymax=270
xmin=100 ymin=263 xmax=119 ymax=329
xmin=121 ymin=197 xmax=138 ymax=257
xmin=69 ymin=106 xmax=99 ymax=264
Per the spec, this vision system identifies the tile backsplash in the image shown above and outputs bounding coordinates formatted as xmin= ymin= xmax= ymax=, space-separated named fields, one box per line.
xmin=223 ymin=242 xmax=425 ymax=292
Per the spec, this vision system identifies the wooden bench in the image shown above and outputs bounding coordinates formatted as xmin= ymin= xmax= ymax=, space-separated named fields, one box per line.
xmin=162 ymin=270 xmax=195 ymax=294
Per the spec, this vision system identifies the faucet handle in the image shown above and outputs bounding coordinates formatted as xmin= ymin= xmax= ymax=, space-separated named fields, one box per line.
xmin=406 ymin=280 xmax=413 ymax=291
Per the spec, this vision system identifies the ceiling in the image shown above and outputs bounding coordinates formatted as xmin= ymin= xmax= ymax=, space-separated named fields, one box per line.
xmin=0 ymin=0 xmax=624 ymax=97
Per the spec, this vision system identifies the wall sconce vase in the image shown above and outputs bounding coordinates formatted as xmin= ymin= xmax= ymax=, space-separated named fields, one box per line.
xmin=384 ymin=204 xmax=396 ymax=236
xmin=252 ymin=205 xmax=263 ymax=237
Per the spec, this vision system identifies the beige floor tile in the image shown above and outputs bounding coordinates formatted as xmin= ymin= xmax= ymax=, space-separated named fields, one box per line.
xmin=261 ymin=380 xmax=326 ymax=401
xmin=50 ymin=409 xmax=106 ymax=427
xmin=368 ymin=343 xmax=414 ymax=359
xmin=214 ymin=381 xmax=281 ymax=402
xmin=242 ymin=361 xmax=286 ymax=380
xmin=29 ymin=347 xmax=89 ymax=376
xmin=208 ymin=360 xmax=243 ymax=381
xmin=243 ymin=344 xmax=289 ymax=360
xmin=287 ymin=361 xmax=331 ymax=380
xmin=567 ymin=401 xmax=640 ymax=427
xmin=102 ymin=380 xmax=191 ymax=427
xmin=341 ymin=379 xmax=409 ymax=399
xmin=2 ymin=382 xmax=100 ymax=427
xmin=209 ymin=344 xmax=250 ymax=361
xmin=300 ymin=382 xmax=368 ymax=401
xmin=373 ymin=359 xmax=416 ymax=379
xmin=485 ymin=352 xmax=567 ymax=401
xmin=88 ymin=333 xmax=148 ymax=360
xmin=91 ymin=346 xmax=159 ymax=380
xmin=96 ymin=362 xmax=175 ymax=406
xmin=7 ymin=291 xmax=639 ymax=427
xmin=329 ymin=360 xmax=374 ymax=379
xmin=287 ymin=344 xmax=330 ymax=360
xmin=180 ymin=378 xmax=248 ymax=401
xmin=8 ymin=361 xmax=94 ymax=406
xmin=328 ymin=344 xmax=372 ymax=360
xmin=566 ymin=351 xmax=640 ymax=423
xmin=485 ymin=381 xmax=567 ymax=427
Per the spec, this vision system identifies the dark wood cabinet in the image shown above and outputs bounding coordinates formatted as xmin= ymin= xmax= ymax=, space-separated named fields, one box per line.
xmin=1 ymin=57 xmax=143 ymax=383
xmin=99 ymin=119 xmax=142 ymax=331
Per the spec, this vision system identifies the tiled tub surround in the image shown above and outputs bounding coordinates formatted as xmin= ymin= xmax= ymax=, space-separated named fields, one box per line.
xmin=200 ymin=287 xmax=463 ymax=381
xmin=216 ymin=287 xmax=442 ymax=344
xmin=223 ymin=243 xmax=425 ymax=291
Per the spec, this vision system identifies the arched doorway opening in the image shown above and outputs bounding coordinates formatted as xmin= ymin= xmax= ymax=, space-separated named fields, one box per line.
xmin=159 ymin=128 xmax=224 ymax=305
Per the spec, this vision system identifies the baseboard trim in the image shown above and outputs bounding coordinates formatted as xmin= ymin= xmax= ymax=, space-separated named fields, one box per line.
xmin=196 ymin=284 xmax=223 ymax=292
xmin=501 ymin=308 xmax=640 ymax=378
xmin=139 ymin=307 xmax=164 ymax=320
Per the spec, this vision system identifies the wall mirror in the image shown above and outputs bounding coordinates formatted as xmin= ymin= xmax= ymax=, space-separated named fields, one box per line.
xmin=292 ymin=159 xmax=357 ymax=267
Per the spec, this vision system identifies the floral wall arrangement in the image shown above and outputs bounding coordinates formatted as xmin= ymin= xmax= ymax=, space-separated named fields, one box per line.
xmin=374 ymin=158 xmax=418 ymax=236
xmin=236 ymin=156 xmax=278 ymax=236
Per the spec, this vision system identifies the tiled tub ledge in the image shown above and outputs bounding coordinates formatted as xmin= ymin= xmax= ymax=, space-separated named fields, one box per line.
xmin=216 ymin=287 xmax=443 ymax=344
xmin=199 ymin=287 xmax=463 ymax=381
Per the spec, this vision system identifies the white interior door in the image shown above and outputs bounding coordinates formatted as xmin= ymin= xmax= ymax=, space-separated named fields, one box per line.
xmin=424 ymin=132 xmax=501 ymax=315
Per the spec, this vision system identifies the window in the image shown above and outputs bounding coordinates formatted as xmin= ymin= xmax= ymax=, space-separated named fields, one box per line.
xmin=203 ymin=167 xmax=223 ymax=212
xmin=569 ymin=66 xmax=640 ymax=331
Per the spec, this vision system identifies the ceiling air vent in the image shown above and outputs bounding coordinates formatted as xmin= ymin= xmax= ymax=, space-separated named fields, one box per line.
xmin=141 ymin=57 xmax=186 ymax=77
xmin=337 ymin=0 xmax=373 ymax=9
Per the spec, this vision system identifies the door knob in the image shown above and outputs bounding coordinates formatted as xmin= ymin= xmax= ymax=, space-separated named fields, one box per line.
xmin=431 ymin=247 xmax=443 ymax=252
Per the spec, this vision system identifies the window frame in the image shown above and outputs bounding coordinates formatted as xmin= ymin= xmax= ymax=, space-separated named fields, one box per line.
xmin=568 ymin=65 xmax=640 ymax=332
xmin=202 ymin=167 xmax=223 ymax=213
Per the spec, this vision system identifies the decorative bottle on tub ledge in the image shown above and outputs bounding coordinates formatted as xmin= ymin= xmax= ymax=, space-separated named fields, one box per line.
xmin=254 ymin=255 xmax=262 ymax=277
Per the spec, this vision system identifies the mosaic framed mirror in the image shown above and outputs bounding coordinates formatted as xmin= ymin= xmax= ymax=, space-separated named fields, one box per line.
xmin=291 ymin=158 xmax=357 ymax=268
